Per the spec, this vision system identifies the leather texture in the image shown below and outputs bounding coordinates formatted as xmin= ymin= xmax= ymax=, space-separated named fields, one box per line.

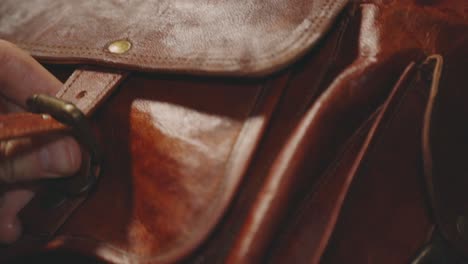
xmin=55 ymin=67 xmax=127 ymax=115
xmin=320 ymin=57 xmax=439 ymax=264
xmin=269 ymin=62 xmax=420 ymax=264
xmin=1 ymin=69 xmax=287 ymax=263
xmin=0 ymin=113 xmax=66 ymax=142
xmin=0 ymin=0 xmax=348 ymax=76
xmin=0 ymin=0 xmax=467 ymax=263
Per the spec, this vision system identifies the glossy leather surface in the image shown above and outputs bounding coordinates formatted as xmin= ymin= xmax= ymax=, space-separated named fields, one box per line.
xmin=1 ymin=71 xmax=286 ymax=263
xmin=69 ymin=75 xmax=284 ymax=263
xmin=192 ymin=1 xmax=467 ymax=263
xmin=268 ymin=62 xmax=420 ymax=264
xmin=320 ymin=58 xmax=437 ymax=264
xmin=1 ymin=0 xmax=467 ymax=263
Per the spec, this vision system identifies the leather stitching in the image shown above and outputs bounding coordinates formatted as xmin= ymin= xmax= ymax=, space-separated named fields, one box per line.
xmin=87 ymin=73 xmax=121 ymax=112
xmin=12 ymin=0 xmax=346 ymax=69
xmin=57 ymin=69 xmax=84 ymax=98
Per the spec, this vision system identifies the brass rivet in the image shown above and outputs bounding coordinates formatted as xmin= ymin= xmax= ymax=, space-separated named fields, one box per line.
xmin=107 ymin=39 xmax=132 ymax=54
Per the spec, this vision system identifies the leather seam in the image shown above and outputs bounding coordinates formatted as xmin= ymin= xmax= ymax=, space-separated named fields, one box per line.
xmin=289 ymin=109 xmax=376 ymax=225
xmin=297 ymin=5 xmax=353 ymax=115
xmin=292 ymin=67 xmax=418 ymax=224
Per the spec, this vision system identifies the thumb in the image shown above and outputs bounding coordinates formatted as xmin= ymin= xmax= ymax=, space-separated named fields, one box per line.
xmin=0 ymin=136 xmax=82 ymax=183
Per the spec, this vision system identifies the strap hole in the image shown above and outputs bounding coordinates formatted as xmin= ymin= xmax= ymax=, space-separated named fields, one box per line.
xmin=76 ymin=91 xmax=87 ymax=99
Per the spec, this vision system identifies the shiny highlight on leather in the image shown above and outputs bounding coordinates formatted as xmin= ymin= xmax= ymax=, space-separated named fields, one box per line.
xmin=0 ymin=0 xmax=467 ymax=263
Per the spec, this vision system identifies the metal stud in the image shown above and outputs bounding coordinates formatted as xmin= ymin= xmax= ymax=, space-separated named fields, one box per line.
xmin=107 ymin=39 xmax=132 ymax=54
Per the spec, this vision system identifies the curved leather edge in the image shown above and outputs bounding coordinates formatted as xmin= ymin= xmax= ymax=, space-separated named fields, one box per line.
xmin=422 ymin=52 xmax=468 ymax=258
xmin=0 ymin=0 xmax=349 ymax=77
xmin=9 ymin=73 xmax=290 ymax=264
xmin=267 ymin=61 xmax=419 ymax=264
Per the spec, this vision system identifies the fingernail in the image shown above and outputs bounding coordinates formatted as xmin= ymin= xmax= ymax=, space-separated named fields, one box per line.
xmin=38 ymin=138 xmax=81 ymax=177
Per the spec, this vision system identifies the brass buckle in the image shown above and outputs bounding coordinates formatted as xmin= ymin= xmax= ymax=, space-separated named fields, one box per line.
xmin=27 ymin=94 xmax=101 ymax=196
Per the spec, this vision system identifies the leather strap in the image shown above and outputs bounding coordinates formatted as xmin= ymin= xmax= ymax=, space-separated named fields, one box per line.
xmin=0 ymin=113 xmax=66 ymax=141
xmin=0 ymin=67 xmax=127 ymax=238
xmin=0 ymin=67 xmax=126 ymax=141
xmin=56 ymin=67 xmax=126 ymax=115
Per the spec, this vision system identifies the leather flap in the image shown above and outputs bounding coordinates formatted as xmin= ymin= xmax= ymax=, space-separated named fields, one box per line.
xmin=0 ymin=0 xmax=348 ymax=76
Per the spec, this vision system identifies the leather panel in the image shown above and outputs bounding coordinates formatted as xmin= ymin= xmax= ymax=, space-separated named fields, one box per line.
xmin=267 ymin=62 xmax=419 ymax=264
xmin=320 ymin=57 xmax=439 ymax=264
xmin=14 ymin=72 xmax=286 ymax=263
xmin=0 ymin=0 xmax=348 ymax=76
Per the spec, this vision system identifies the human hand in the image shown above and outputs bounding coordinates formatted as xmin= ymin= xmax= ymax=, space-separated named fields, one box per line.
xmin=0 ymin=40 xmax=82 ymax=244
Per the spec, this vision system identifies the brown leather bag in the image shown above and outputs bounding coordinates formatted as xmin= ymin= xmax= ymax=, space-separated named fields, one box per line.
xmin=0 ymin=0 xmax=467 ymax=263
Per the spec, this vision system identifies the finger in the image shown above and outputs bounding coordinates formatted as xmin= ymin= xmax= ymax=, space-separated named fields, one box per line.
xmin=0 ymin=136 xmax=82 ymax=183
xmin=0 ymin=95 xmax=23 ymax=113
xmin=0 ymin=189 xmax=34 ymax=244
xmin=0 ymin=40 xmax=62 ymax=107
